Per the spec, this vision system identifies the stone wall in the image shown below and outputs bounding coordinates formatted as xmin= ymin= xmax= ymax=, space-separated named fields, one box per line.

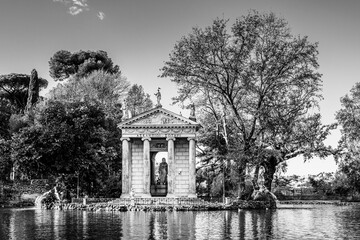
xmin=174 ymin=139 xmax=189 ymax=196
xmin=131 ymin=140 xmax=144 ymax=194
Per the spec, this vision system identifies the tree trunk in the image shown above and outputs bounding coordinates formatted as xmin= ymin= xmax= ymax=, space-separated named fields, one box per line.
xmin=252 ymin=165 xmax=260 ymax=190
xmin=25 ymin=69 xmax=39 ymax=115
xmin=263 ymin=156 xmax=278 ymax=192
xmin=238 ymin=159 xmax=247 ymax=199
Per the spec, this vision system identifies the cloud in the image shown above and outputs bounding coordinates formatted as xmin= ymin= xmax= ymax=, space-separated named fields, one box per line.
xmin=72 ymin=0 xmax=88 ymax=8
xmin=53 ymin=0 xmax=105 ymax=20
xmin=68 ymin=6 xmax=83 ymax=15
xmin=97 ymin=12 xmax=105 ymax=20
xmin=53 ymin=0 xmax=89 ymax=16
xmin=52 ymin=0 xmax=70 ymax=4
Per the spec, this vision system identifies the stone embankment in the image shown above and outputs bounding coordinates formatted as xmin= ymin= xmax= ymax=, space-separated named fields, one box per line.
xmin=41 ymin=199 xmax=357 ymax=211
xmin=279 ymin=200 xmax=355 ymax=206
xmin=47 ymin=202 xmax=233 ymax=211
xmin=45 ymin=200 xmax=280 ymax=211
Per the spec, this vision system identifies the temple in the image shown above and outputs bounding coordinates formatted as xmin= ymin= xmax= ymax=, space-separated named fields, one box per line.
xmin=118 ymin=106 xmax=200 ymax=198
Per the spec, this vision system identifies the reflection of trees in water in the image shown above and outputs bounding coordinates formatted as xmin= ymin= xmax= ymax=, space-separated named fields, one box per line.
xmin=223 ymin=211 xmax=232 ymax=238
xmin=4 ymin=207 xmax=360 ymax=239
xmin=148 ymin=213 xmax=155 ymax=240
xmin=237 ymin=210 xmax=275 ymax=239
xmin=238 ymin=210 xmax=246 ymax=239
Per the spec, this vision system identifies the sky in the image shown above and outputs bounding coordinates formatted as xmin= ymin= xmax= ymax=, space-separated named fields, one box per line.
xmin=1 ymin=0 xmax=359 ymax=176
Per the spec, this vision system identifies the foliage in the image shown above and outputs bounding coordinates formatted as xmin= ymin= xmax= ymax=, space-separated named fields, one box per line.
xmin=48 ymin=70 xmax=129 ymax=121
xmin=0 ymin=99 xmax=13 ymax=138
xmin=49 ymin=50 xmax=120 ymax=81
xmin=308 ymin=172 xmax=335 ymax=195
xmin=0 ymin=73 xmax=48 ymax=113
xmin=161 ymin=11 xmax=334 ymax=196
xmin=97 ymin=173 xmax=122 ymax=198
xmin=10 ymin=100 xmax=122 ymax=196
xmin=336 ymin=82 xmax=360 ymax=193
xmin=125 ymin=84 xmax=153 ymax=116
xmin=0 ymin=138 xmax=12 ymax=181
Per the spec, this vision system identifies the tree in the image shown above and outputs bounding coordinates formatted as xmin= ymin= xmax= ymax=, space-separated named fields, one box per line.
xmin=0 ymin=70 xmax=47 ymax=181
xmin=11 ymin=100 xmax=122 ymax=196
xmin=48 ymin=70 xmax=129 ymax=121
xmin=49 ymin=50 xmax=120 ymax=81
xmin=335 ymin=82 xmax=360 ymax=193
xmin=0 ymin=138 xmax=12 ymax=181
xmin=25 ymin=69 xmax=41 ymax=114
xmin=161 ymin=11 xmax=333 ymax=197
xmin=0 ymin=73 xmax=48 ymax=113
xmin=0 ymin=99 xmax=13 ymax=138
xmin=125 ymin=84 xmax=153 ymax=117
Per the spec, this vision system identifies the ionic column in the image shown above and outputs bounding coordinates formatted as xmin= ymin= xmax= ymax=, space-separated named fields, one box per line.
xmin=121 ymin=137 xmax=131 ymax=197
xmin=166 ymin=136 xmax=176 ymax=197
xmin=142 ymin=137 xmax=151 ymax=196
xmin=188 ymin=137 xmax=197 ymax=198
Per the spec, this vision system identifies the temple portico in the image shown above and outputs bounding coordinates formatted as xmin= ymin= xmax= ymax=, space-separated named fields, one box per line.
xmin=118 ymin=107 xmax=200 ymax=198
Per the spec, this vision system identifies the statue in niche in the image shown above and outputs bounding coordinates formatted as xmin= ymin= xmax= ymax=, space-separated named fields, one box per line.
xmin=158 ymin=158 xmax=168 ymax=185
xmin=154 ymin=87 xmax=162 ymax=107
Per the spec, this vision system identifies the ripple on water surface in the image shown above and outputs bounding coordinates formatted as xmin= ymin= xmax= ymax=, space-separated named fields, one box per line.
xmin=0 ymin=205 xmax=360 ymax=239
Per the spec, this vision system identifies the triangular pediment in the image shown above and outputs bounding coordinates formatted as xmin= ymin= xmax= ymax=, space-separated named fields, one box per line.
xmin=119 ymin=107 xmax=199 ymax=128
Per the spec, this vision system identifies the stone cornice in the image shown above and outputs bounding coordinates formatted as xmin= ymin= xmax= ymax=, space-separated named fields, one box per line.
xmin=118 ymin=107 xmax=200 ymax=129
xmin=120 ymin=125 xmax=197 ymax=129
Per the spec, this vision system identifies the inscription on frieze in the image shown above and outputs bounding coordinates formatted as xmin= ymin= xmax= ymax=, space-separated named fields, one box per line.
xmin=150 ymin=140 xmax=168 ymax=151
xmin=122 ymin=128 xmax=196 ymax=136
xmin=131 ymin=113 xmax=183 ymax=125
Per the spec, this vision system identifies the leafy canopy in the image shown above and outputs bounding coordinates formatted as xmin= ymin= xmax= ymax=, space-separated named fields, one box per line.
xmin=49 ymin=50 xmax=120 ymax=81
xmin=335 ymin=82 xmax=360 ymax=192
xmin=162 ymin=11 xmax=334 ymax=193
xmin=125 ymin=84 xmax=153 ymax=117
xmin=0 ymin=73 xmax=48 ymax=113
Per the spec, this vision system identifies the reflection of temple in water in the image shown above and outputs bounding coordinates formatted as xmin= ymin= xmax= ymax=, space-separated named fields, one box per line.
xmin=2 ymin=207 xmax=354 ymax=239
xmin=118 ymin=106 xmax=200 ymax=198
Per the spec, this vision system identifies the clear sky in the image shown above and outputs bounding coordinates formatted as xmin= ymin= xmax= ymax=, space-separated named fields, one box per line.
xmin=1 ymin=0 xmax=359 ymax=176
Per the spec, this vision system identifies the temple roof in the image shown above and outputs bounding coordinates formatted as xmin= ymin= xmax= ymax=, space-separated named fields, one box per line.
xmin=118 ymin=106 xmax=200 ymax=129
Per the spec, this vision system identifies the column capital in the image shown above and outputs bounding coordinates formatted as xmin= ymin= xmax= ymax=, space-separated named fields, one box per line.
xmin=166 ymin=136 xmax=176 ymax=141
xmin=141 ymin=136 xmax=151 ymax=142
xmin=187 ymin=137 xmax=196 ymax=142
xmin=120 ymin=137 xmax=131 ymax=142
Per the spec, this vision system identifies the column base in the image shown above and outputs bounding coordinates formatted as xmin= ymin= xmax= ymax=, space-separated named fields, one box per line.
xmin=166 ymin=193 xmax=177 ymax=198
xmin=187 ymin=193 xmax=197 ymax=198
xmin=120 ymin=194 xmax=130 ymax=198
xmin=139 ymin=193 xmax=152 ymax=198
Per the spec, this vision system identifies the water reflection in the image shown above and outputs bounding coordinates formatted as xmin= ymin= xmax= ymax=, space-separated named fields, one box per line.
xmin=1 ymin=205 xmax=360 ymax=239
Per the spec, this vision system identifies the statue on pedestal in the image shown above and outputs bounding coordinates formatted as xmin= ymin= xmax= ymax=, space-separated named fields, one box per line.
xmin=158 ymin=158 xmax=168 ymax=185
xmin=189 ymin=103 xmax=196 ymax=122
xmin=154 ymin=87 xmax=162 ymax=107
xmin=122 ymin=99 xmax=132 ymax=119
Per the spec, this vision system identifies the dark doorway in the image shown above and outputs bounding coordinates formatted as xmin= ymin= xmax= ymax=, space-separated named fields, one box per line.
xmin=150 ymin=152 xmax=167 ymax=197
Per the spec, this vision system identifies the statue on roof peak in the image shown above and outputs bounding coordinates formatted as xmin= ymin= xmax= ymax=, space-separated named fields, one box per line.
xmin=154 ymin=87 xmax=162 ymax=107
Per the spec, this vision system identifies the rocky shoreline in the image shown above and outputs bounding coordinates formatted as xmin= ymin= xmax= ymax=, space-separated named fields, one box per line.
xmin=36 ymin=200 xmax=356 ymax=211
xmin=2 ymin=200 xmax=356 ymax=210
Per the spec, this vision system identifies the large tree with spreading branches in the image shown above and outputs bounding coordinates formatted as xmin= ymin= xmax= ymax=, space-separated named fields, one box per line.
xmin=335 ymin=82 xmax=360 ymax=193
xmin=161 ymin=11 xmax=334 ymax=197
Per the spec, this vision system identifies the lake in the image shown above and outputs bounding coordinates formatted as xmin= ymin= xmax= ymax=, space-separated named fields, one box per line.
xmin=1 ymin=204 xmax=360 ymax=239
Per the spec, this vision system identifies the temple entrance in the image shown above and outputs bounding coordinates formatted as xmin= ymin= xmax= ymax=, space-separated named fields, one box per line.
xmin=118 ymin=106 xmax=200 ymax=198
xmin=150 ymin=152 xmax=167 ymax=196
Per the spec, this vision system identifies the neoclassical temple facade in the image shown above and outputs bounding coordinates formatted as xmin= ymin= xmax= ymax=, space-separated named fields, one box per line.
xmin=118 ymin=106 xmax=200 ymax=198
